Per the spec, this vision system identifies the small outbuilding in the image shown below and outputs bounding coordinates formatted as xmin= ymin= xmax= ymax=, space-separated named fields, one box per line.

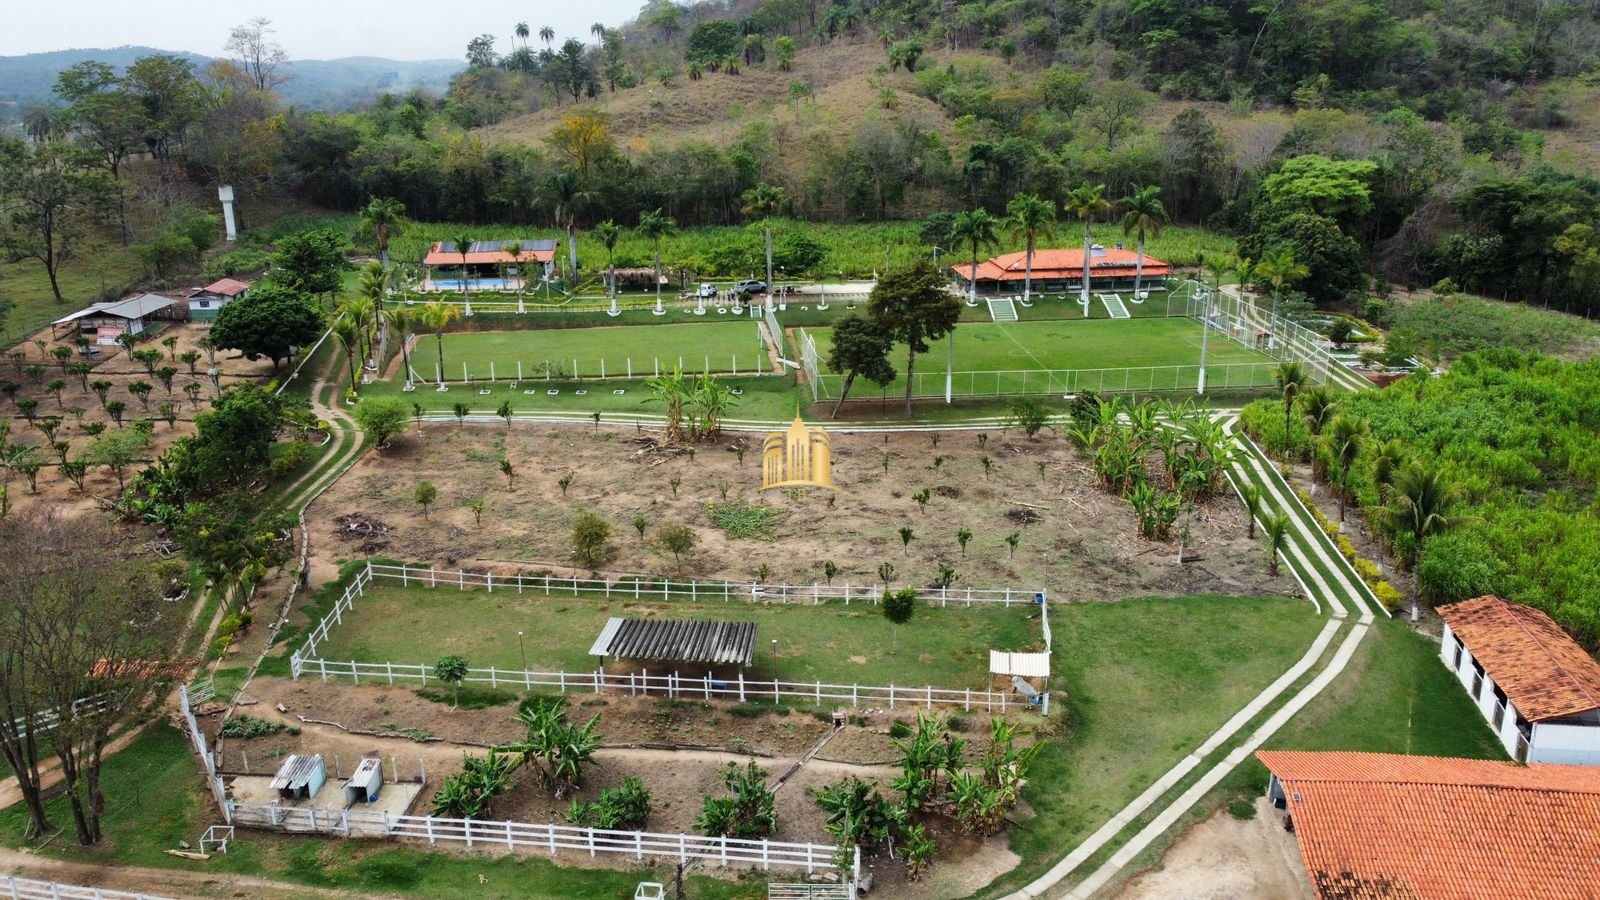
xmin=51 ymin=294 xmax=178 ymax=343
xmin=187 ymin=278 xmax=251 ymax=322
xmin=270 ymin=754 xmax=326 ymax=802
xmin=344 ymin=757 xmax=383 ymax=804
xmin=590 ymin=617 xmax=758 ymax=667
xmin=423 ymin=238 xmax=557 ymax=290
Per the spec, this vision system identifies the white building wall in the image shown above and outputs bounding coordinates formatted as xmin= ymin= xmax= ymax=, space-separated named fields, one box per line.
xmin=1440 ymin=623 xmax=1521 ymax=760
xmin=1530 ymin=723 xmax=1600 ymax=766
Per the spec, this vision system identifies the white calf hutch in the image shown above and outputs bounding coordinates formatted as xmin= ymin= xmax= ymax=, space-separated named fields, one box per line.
xmin=1437 ymin=595 xmax=1600 ymax=766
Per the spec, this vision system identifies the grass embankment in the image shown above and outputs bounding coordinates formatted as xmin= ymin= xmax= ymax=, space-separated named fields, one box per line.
xmin=313 ymin=582 xmax=1042 ymax=690
xmin=981 ymin=594 xmax=1322 ymax=895
xmin=0 ymin=724 xmax=763 ymax=899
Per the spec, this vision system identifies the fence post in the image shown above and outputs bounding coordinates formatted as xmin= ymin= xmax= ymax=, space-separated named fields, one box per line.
xmin=352 ymin=661 xmax=360 ymax=685
xmin=506 ymin=821 xmax=514 ymax=851
xmin=486 ymin=572 xmax=492 ymax=593
xmin=319 ymin=658 xmax=327 ymax=684
xmin=489 ymin=666 xmax=497 ymax=688
xmin=926 ymin=686 xmax=933 ymax=709
xmin=889 ymin=685 xmax=895 ymax=709
xmin=426 ymin=816 xmax=435 ymax=845
xmin=588 ymin=827 xmax=596 ymax=858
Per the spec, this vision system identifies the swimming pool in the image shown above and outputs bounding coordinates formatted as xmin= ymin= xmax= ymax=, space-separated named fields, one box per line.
xmin=430 ymin=278 xmax=513 ymax=291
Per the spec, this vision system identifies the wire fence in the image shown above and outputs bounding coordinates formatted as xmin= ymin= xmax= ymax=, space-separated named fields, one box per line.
xmin=414 ymin=352 xmax=774 ymax=387
xmin=1173 ymin=281 xmax=1338 ymax=387
xmin=224 ymin=801 xmax=853 ymax=877
xmin=289 ymin=562 xmax=1051 ymax=715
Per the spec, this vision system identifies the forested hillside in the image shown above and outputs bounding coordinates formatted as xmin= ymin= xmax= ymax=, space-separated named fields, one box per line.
xmin=6 ymin=1 xmax=1600 ymax=320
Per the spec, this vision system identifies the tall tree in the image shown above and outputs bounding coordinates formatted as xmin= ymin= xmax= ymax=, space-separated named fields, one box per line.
xmin=868 ymin=260 xmax=962 ymax=415
xmin=210 ymin=280 xmax=325 ymax=370
xmin=1272 ymin=360 xmax=1307 ymax=454
xmin=418 ymin=300 xmax=462 ymax=387
xmin=1063 ymin=183 xmax=1110 ymax=309
xmin=740 ymin=183 xmax=787 ymax=291
xmin=825 ymin=313 xmax=896 ymax=418
xmin=1120 ymin=185 xmax=1168 ymax=296
xmin=1328 ymin=415 xmax=1370 ymax=521
xmin=949 ymin=208 xmax=1001 ymax=306
xmin=0 ymin=512 xmax=179 ymax=844
xmin=358 ymin=197 xmax=407 ymax=269
xmin=637 ymin=209 xmax=677 ymax=313
xmin=0 ymin=139 xmax=105 ymax=302
xmin=223 ymin=17 xmax=290 ymax=93
xmin=537 ymin=171 xmax=594 ymax=280
xmin=1005 ymin=194 xmax=1055 ymax=306
xmin=592 ymin=221 xmax=622 ymax=302
xmin=451 ymin=230 xmax=473 ymax=302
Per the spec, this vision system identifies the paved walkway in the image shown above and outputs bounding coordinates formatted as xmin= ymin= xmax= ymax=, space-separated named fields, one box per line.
xmin=1006 ymin=418 xmax=1380 ymax=899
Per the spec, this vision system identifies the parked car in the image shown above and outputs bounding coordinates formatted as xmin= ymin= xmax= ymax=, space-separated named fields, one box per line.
xmin=732 ymin=279 xmax=768 ymax=295
xmin=697 ymin=283 xmax=718 ymax=298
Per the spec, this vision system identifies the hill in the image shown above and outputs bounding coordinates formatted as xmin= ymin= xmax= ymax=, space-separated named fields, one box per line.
xmin=0 ymin=46 xmax=462 ymax=110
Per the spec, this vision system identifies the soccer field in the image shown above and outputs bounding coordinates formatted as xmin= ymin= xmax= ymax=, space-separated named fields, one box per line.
xmin=406 ymin=320 xmax=772 ymax=382
xmin=803 ymin=317 xmax=1275 ymax=398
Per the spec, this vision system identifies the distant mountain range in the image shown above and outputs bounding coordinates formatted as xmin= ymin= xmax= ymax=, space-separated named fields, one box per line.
xmin=0 ymin=46 xmax=463 ymax=111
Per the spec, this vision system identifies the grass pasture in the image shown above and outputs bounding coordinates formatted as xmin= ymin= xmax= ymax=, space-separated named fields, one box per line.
xmin=803 ymin=317 xmax=1275 ymax=399
xmin=310 ymin=582 xmax=1044 ymax=691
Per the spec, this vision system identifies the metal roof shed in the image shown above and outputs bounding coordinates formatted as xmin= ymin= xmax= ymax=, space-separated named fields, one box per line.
xmin=270 ymin=754 xmax=326 ymax=801
xmin=589 ymin=617 xmax=758 ymax=666
xmin=345 ymin=757 xmax=383 ymax=804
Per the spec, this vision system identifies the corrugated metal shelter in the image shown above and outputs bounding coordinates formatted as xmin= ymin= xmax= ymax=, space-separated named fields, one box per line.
xmin=590 ymin=617 xmax=758 ymax=666
xmin=345 ymin=757 xmax=383 ymax=804
xmin=989 ymin=651 xmax=1051 ymax=679
xmin=270 ymin=754 xmax=326 ymax=801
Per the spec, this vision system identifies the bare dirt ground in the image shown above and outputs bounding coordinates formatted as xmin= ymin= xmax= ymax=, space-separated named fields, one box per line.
xmin=213 ymin=679 xmax=1018 ymax=898
xmin=301 ymin=423 xmax=1293 ymax=601
xmin=3 ymin=319 xmax=284 ymax=519
xmin=1118 ymin=798 xmax=1311 ymax=900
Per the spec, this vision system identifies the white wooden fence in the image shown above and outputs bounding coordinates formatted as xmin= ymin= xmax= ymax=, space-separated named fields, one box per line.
xmin=225 ymin=800 xmax=852 ymax=878
xmin=292 ymin=657 xmax=1023 ymax=712
xmin=0 ymin=877 xmax=172 ymax=900
xmin=290 ymin=561 xmax=1049 ymax=713
xmin=769 ymin=884 xmax=852 ymax=900
xmin=7 ymin=694 xmax=110 ymax=737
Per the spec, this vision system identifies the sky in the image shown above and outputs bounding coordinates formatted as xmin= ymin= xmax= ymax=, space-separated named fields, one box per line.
xmin=2 ymin=1 xmax=646 ymax=61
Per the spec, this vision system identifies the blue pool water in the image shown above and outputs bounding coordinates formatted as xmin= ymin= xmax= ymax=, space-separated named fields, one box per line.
xmin=432 ymin=278 xmax=512 ymax=291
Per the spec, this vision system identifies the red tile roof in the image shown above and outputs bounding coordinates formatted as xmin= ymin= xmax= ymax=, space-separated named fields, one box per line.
xmin=199 ymin=278 xmax=250 ymax=296
xmin=952 ymin=247 xmax=1171 ymax=283
xmin=423 ymin=239 xmax=556 ymax=267
xmin=1257 ymin=750 xmax=1600 ymax=900
xmin=1437 ymin=596 xmax=1600 ymax=722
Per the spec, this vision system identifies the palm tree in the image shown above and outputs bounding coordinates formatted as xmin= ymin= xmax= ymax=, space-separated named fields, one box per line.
xmin=503 ymin=241 xmax=524 ymax=309
xmin=538 ymin=171 xmax=594 ymax=281
xmin=451 ymin=231 xmax=473 ymax=303
xmin=591 ymin=22 xmax=607 ymax=40
xmin=740 ymin=183 xmax=787 ymax=295
xmin=1261 ymin=512 xmax=1291 ymax=576
xmin=1299 ymin=386 xmax=1339 ymax=440
xmin=949 ymin=209 xmax=1001 ymax=307
xmin=515 ymin=21 xmax=530 ymax=51
xmin=1386 ymin=461 xmax=1460 ymax=568
xmin=386 ymin=307 xmax=416 ymax=389
xmin=1240 ymin=483 xmax=1263 ymax=539
xmin=1255 ymin=248 xmax=1308 ymax=315
xmin=418 ymin=301 xmax=462 ymax=389
xmin=539 ymin=25 xmax=555 ymax=52
xmin=332 ymin=317 xmax=362 ymax=391
xmin=592 ymin=221 xmax=623 ymax=315
xmin=637 ymin=209 xmax=677 ymax=316
xmin=356 ymin=262 xmax=388 ymax=365
xmin=21 ymin=105 xmax=59 ymax=144
xmin=1273 ymin=360 xmax=1307 ymax=456
xmin=1369 ymin=437 xmax=1406 ymax=502
xmin=1235 ymin=257 xmax=1256 ymax=296
xmin=1063 ymin=182 xmax=1111 ymax=310
xmin=358 ymin=197 xmax=407 ymax=269
xmin=1120 ymin=184 xmax=1168 ymax=297
xmin=1005 ymin=194 xmax=1056 ymax=306
xmin=1328 ymin=415 xmax=1370 ymax=521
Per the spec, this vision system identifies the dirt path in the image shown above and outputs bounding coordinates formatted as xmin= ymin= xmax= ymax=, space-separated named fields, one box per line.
xmin=1116 ymin=800 xmax=1310 ymax=900
xmin=0 ymin=846 xmax=372 ymax=899
xmin=0 ymin=729 xmax=144 ymax=812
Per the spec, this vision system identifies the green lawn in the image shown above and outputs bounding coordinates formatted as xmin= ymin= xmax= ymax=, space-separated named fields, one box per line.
xmin=983 ymin=594 xmax=1324 ymax=897
xmin=0 ymin=724 xmax=763 ymax=899
xmin=312 ymin=583 xmax=1043 ymax=690
xmin=410 ymin=320 xmax=771 ymax=383
xmin=804 ymin=318 xmax=1273 ymax=398
xmin=1 ymin=244 xmax=145 ymax=351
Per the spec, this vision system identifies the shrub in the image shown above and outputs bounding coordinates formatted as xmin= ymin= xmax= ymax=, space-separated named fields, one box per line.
xmin=220 ymin=715 xmax=289 ymax=738
xmin=1227 ymin=799 xmax=1257 ymax=820
xmin=1374 ymin=581 xmax=1406 ymax=613
xmin=705 ymin=500 xmax=780 ymax=539
xmin=572 ymin=510 xmax=611 ymax=568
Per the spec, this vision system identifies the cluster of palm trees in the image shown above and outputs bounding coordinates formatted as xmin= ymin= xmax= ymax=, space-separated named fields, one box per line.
xmin=643 ymin=368 xmax=737 ymax=445
xmin=947 ymin=184 xmax=1169 ymax=308
xmin=1067 ymin=393 xmax=1233 ymax=542
xmin=1270 ymin=361 xmax=1461 ymax=584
